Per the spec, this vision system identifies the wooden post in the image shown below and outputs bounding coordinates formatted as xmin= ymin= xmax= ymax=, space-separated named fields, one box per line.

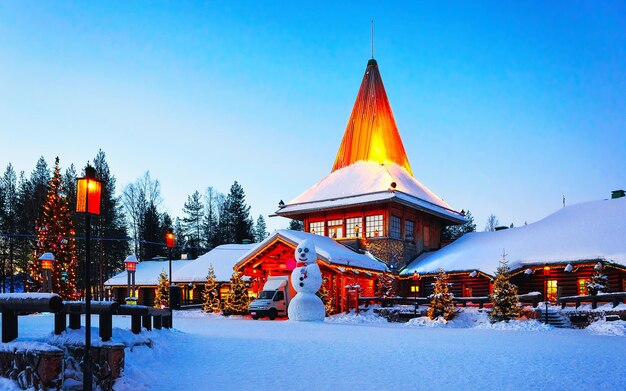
xmin=142 ymin=315 xmax=152 ymax=331
xmin=153 ymin=315 xmax=162 ymax=330
xmin=69 ymin=313 xmax=81 ymax=330
xmin=131 ymin=315 xmax=141 ymax=334
xmin=2 ymin=310 xmax=18 ymax=343
xmin=99 ymin=312 xmax=113 ymax=342
xmin=54 ymin=312 xmax=66 ymax=335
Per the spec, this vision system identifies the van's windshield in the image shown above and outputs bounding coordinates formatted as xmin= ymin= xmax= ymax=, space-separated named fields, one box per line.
xmin=258 ymin=291 xmax=274 ymax=299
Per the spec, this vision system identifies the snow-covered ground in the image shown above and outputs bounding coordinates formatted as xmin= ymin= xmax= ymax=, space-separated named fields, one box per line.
xmin=2 ymin=309 xmax=626 ymax=390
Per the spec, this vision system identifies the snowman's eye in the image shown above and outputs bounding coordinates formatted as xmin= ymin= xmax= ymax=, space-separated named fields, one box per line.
xmin=304 ymin=248 xmax=309 ymax=253
xmin=298 ymin=248 xmax=302 ymax=253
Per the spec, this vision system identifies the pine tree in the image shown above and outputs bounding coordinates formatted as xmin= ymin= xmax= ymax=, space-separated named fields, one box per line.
xmin=28 ymin=158 xmax=79 ymax=299
xmin=442 ymin=210 xmax=476 ymax=242
xmin=202 ymin=264 xmax=221 ymax=313
xmin=316 ymin=276 xmax=335 ymax=315
xmin=428 ymin=269 xmax=455 ymax=321
xmin=219 ymin=181 xmax=253 ymax=244
xmin=202 ymin=187 xmax=223 ymax=249
xmin=182 ymin=190 xmax=204 ymax=258
xmin=489 ymin=254 xmax=520 ymax=322
xmin=154 ymin=270 xmax=170 ymax=308
xmin=141 ymin=202 xmax=162 ymax=260
xmin=254 ymin=214 xmax=268 ymax=242
xmin=376 ymin=273 xmax=397 ymax=298
xmin=288 ymin=220 xmax=303 ymax=231
xmin=587 ymin=262 xmax=609 ymax=295
xmin=1 ymin=164 xmax=19 ymax=292
xmin=223 ymin=272 xmax=249 ymax=315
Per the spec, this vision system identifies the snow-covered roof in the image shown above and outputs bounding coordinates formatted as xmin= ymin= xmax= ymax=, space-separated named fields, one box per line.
xmin=401 ymin=197 xmax=626 ymax=276
xmin=276 ymin=161 xmax=465 ymax=223
xmin=173 ymin=244 xmax=257 ymax=283
xmin=236 ymin=229 xmax=389 ymax=272
xmin=105 ymin=259 xmax=192 ymax=286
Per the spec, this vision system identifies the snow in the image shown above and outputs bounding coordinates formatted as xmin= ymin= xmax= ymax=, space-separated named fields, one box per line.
xmin=402 ymin=197 xmax=626 ymax=276
xmin=236 ymin=230 xmax=389 ymax=272
xmin=277 ymin=161 xmax=465 ymax=223
xmin=586 ymin=319 xmax=626 ymax=336
xmin=2 ymin=310 xmax=626 ymax=390
xmin=173 ymin=244 xmax=256 ymax=283
xmin=105 ymin=259 xmax=192 ymax=286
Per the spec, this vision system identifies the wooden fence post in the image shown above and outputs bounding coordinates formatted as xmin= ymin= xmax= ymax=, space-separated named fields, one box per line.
xmin=2 ymin=310 xmax=18 ymax=342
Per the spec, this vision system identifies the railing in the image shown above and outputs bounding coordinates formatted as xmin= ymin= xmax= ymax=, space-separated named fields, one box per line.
xmin=557 ymin=292 xmax=626 ymax=309
xmin=0 ymin=293 xmax=173 ymax=343
xmin=358 ymin=292 xmax=542 ymax=310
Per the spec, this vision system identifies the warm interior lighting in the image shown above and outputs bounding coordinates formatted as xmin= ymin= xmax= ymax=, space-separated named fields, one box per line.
xmin=41 ymin=260 xmax=53 ymax=270
xmin=544 ymin=266 xmax=551 ymax=276
xmin=332 ymin=59 xmax=413 ymax=175
xmin=76 ymin=166 xmax=102 ymax=215
xmin=125 ymin=261 xmax=137 ymax=272
xmin=166 ymin=230 xmax=175 ymax=248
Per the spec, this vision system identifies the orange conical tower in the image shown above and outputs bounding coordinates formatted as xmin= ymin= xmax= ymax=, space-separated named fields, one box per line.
xmin=332 ymin=59 xmax=413 ymax=176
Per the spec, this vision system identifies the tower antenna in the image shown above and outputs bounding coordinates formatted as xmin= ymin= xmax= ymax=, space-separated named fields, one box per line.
xmin=371 ymin=19 xmax=375 ymax=59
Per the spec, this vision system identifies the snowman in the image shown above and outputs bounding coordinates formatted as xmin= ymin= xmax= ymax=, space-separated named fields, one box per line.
xmin=288 ymin=239 xmax=325 ymax=321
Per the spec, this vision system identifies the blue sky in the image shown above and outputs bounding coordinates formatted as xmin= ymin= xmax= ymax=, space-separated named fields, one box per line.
xmin=1 ymin=1 xmax=625 ymax=232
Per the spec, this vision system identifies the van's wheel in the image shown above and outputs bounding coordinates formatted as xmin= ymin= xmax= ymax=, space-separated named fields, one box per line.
xmin=268 ymin=309 xmax=278 ymax=320
xmin=252 ymin=314 xmax=259 ymax=320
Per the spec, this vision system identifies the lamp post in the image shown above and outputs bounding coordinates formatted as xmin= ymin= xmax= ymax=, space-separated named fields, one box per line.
xmin=76 ymin=165 xmax=102 ymax=391
xmin=165 ymin=229 xmax=175 ymax=308
xmin=413 ymin=271 xmax=419 ymax=316
xmin=124 ymin=255 xmax=138 ymax=304
xmin=38 ymin=252 xmax=55 ymax=293
xmin=544 ymin=266 xmax=550 ymax=324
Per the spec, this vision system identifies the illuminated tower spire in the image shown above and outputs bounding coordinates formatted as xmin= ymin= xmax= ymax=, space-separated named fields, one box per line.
xmin=331 ymin=59 xmax=413 ymax=176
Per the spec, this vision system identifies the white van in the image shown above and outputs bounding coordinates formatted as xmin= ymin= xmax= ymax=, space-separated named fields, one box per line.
xmin=248 ymin=276 xmax=291 ymax=320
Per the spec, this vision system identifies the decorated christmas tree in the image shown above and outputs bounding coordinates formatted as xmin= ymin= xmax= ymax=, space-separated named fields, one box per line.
xmin=316 ymin=276 xmax=335 ymax=315
xmin=154 ymin=270 xmax=169 ymax=308
xmin=203 ymin=264 xmax=221 ymax=313
xmin=376 ymin=273 xmax=397 ymax=298
xmin=28 ymin=157 xmax=79 ymax=299
xmin=489 ymin=254 xmax=520 ymax=322
xmin=587 ymin=262 xmax=609 ymax=295
xmin=428 ymin=269 xmax=455 ymax=321
xmin=223 ymin=272 xmax=249 ymax=315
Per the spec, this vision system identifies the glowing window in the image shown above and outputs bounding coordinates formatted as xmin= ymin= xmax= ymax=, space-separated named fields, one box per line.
xmin=327 ymin=219 xmax=343 ymax=239
xmin=390 ymin=216 xmax=401 ymax=239
xmin=577 ymin=279 xmax=584 ymax=294
xmin=365 ymin=215 xmax=383 ymax=237
xmin=309 ymin=221 xmax=324 ymax=236
xmin=546 ymin=280 xmax=558 ymax=301
xmin=410 ymin=285 xmax=419 ymax=293
xmin=405 ymin=220 xmax=415 ymax=241
xmin=346 ymin=217 xmax=362 ymax=238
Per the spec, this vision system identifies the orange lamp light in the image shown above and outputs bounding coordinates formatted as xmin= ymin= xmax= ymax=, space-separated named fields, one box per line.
xmin=39 ymin=252 xmax=55 ymax=270
xmin=124 ymin=255 xmax=138 ymax=272
xmin=413 ymin=271 xmax=419 ymax=281
xmin=76 ymin=166 xmax=102 ymax=215
xmin=165 ymin=229 xmax=175 ymax=248
xmin=544 ymin=266 xmax=551 ymax=276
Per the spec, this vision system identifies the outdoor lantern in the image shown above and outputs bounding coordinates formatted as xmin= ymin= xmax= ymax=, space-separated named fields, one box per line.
xmin=76 ymin=166 xmax=102 ymax=215
xmin=544 ymin=266 xmax=551 ymax=276
xmin=355 ymin=224 xmax=360 ymax=237
xmin=124 ymin=255 xmax=138 ymax=272
xmin=166 ymin=229 xmax=175 ymax=248
xmin=39 ymin=252 xmax=55 ymax=270
xmin=38 ymin=252 xmax=55 ymax=293
xmin=413 ymin=271 xmax=419 ymax=281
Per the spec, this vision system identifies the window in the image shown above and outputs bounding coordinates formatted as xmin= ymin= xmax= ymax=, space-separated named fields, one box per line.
xmin=274 ymin=291 xmax=284 ymax=301
xmin=405 ymin=220 xmax=415 ymax=241
xmin=365 ymin=215 xmax=383 ymax=237
xmin=309 ymin=221 xmax=324 ymax=236
xmin=346 ymin=217 xmax=362 ymax=238
xmin=463 ymin=285 xmax=472 ymax=297
xmin=410 ymin=285 xmax=419 ymax=293
xmin=578 ymin=279 xmax=585 ymax=295
xmin=390 ymin=215 xmax=401 ymax=239
xmin=546 ymin=280 xmax=558 ymax=301
xmin=327 ymin=219 xmax=343 ymax=239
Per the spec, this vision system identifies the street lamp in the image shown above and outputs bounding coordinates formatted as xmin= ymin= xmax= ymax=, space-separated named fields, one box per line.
xmin=76 ymin=165 xmax=102 ymax=391
xmin=165 ymin=229 xmax=175 ymax=308
xmin=412 ymin=271 xmax=419 ymax=316
xmin=38 ymin=252 xmax=55 ymax=293
xmin=124 ymin=255 xmax=138 ymax=304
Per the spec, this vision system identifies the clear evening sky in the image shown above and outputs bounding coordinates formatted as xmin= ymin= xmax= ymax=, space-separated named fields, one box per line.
xmin=1 ymin=2 xmax=625 ymax=233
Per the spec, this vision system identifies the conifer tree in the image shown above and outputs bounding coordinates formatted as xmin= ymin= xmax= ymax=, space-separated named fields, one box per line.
xmin=587 ymin=262 xmax=609 ymax=295
xmin=316 ymin=277 xmax=335 ymax=315
xmin=288 ymin=219 xmax=303 ymax=231
xmin=254 ymin=214 xmax=269 ymax=242
xmin=202 ymin=187 xmax=223 ymax=249
xmin=376 ymin=273 xmax=397 ymax=298
xmin=428 ymin=269 xmax=455 ymax=321
xmin=218 ymin=181 xmax=253 ymax=244
xmin=182 ymin=190 xmax=204 ymax=258
xmin=203 ymin=264 xmax=221 ymax=313
xmin=28 ymin=158 xmax=79 ymax=299
xmin=489 ymin=254 xmax=520 ymax=322
xmin=223 ymin=272 xmax=249 ymax=315
xmin=1 ymin=164 xmax=19 ymax=292
xmin=154 ymin=270 xmax=170 ymax=308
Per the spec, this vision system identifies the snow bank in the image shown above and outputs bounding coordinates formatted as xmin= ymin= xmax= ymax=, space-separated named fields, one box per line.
xmin=325 ymin=311 xmax=389 ymax=325
xmin=405 ymin=307 xmax=551 ymax=331
xmin=586 ymin=319 xmax=626 ymax=336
